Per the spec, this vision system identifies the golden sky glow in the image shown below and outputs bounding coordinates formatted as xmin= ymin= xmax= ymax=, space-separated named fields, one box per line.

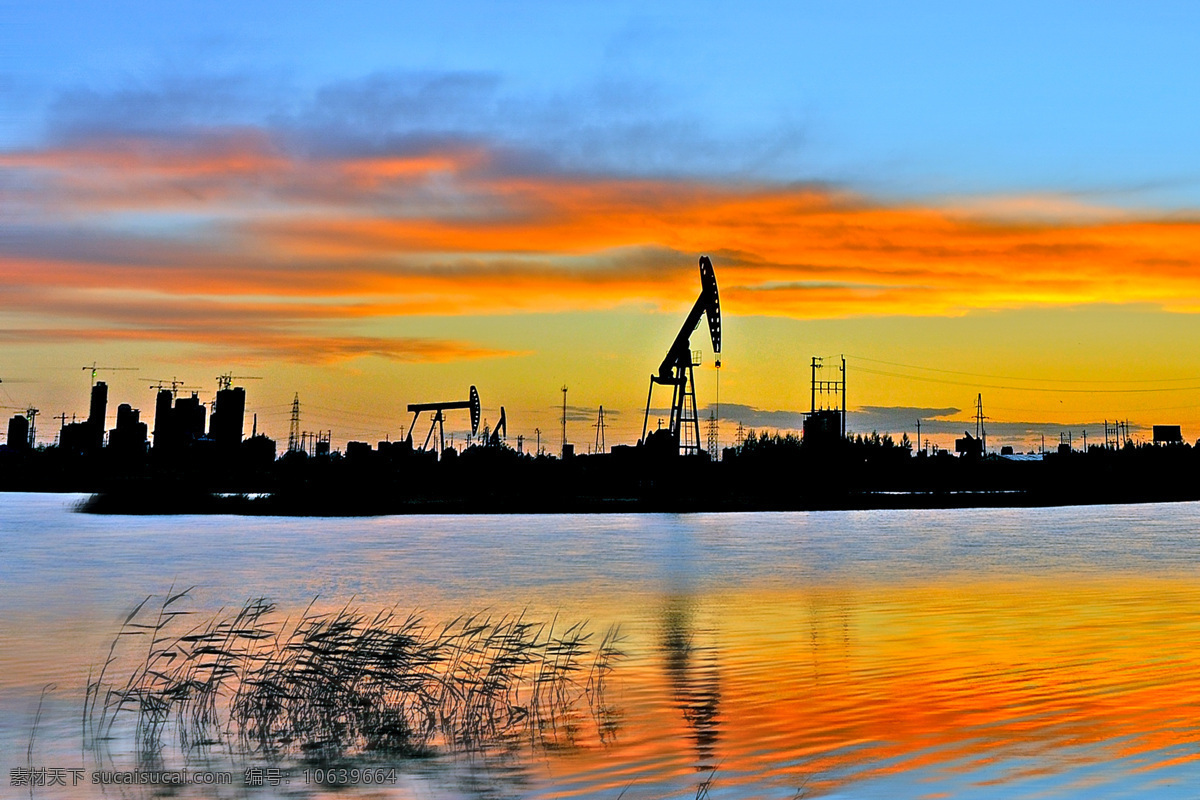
xmin=6 ymin=135 xmax=1200 ymax=448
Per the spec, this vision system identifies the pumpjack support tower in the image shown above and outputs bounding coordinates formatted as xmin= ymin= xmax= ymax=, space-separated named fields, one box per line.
xmin=641 ymin=256 xmax=722 ymax=456
xmin=407 ymin=386 xmax=481 ymax=455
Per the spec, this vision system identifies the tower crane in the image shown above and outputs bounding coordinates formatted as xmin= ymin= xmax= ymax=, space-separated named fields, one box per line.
xmin=1 ymin=404 xmax=39 ymax=447
xmin=140 ymin=378 xmax=200 ymax=397
xmin=641 ymin=256 xmax=721 ymax=456
xmin=216 ymin=373 xmax=263 ymax=391
xmin=82 ymin=363 xmax=138 ymax=385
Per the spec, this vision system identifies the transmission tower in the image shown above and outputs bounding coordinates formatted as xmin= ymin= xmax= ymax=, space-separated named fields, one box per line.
xmin=975 ymin=393 xmax=986 ymax=456
xmin=706 ymin=409 xmax=719 ymax=460
xmin=594 ymin=405 xmax=606 ymax=453
xmin=288 ymin=393 xmax=300 ymax=452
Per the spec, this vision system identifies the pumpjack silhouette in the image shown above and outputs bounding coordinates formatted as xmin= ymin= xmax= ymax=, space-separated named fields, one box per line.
xmin=641 ymin=256 xmax=722 ymax=456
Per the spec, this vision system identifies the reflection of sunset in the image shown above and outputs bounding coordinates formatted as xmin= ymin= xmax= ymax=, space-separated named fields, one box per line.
xmin=538 ymin=579 xmax=1200 ymax=797
xmin=7 ymin=499 xmax=1200 ymax=798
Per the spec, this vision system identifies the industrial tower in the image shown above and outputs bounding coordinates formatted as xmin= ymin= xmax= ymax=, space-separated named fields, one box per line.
xmin=641 ymin=256 xmax=722 ymax=456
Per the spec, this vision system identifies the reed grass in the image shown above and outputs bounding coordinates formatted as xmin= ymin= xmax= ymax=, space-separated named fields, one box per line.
xmin=86 ymin=590 xmax=623 ymax=760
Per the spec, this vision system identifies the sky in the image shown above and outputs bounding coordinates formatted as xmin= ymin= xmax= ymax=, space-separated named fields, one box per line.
xmin=4 ymin=1 xmax=1200 ymax=452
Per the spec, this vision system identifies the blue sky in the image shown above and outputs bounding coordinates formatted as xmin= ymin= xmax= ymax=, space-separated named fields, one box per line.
xmin=7 ymin=1 xmax=1200 ymax=203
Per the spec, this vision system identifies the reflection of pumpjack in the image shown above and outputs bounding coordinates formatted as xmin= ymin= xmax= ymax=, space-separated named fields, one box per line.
xmin=661 ymin=597 xmax=721 ymax=766
xmin=641 ymin=256 xmax=722 ymax=456
xmin=406 ymin=385 xmax=481 ymax=454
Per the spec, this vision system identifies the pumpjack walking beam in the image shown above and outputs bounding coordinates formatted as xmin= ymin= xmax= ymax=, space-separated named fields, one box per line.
xmin=486 ymin=406 xmax=507 ymax=446
xmin=641 ymin=256 xmax=722 ymax=455
xmin=406 ymin=385 xmax=481 ymax=454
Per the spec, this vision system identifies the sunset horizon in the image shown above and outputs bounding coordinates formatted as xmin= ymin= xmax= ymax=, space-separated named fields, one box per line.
xmin=6 ymin=3 xmax=1200 ymax=453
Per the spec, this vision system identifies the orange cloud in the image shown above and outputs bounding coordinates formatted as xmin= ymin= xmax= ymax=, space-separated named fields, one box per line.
xmin=0 ymin=325 xmax=517 ymax=365
xmin=6 ymin=133 xmax=1200 ymax=361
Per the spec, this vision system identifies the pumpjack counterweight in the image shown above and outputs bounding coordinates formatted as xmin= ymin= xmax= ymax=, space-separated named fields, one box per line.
xmin=641 ymin=256 xmax=722 ymax=456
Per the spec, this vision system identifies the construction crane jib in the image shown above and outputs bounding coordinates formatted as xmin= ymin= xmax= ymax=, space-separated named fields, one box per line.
xmin=82 ymin=363 xmax=138 ymax=385
xmin=641 ymin=256 xmax=721 ymax=456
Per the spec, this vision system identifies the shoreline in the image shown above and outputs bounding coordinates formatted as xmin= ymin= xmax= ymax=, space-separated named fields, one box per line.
xmin=74 ymin=486 xmax=1200 ymax=516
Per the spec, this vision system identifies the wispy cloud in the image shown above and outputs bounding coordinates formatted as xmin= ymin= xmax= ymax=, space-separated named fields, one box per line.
xmin=551 ymin=404 xmax=617 ymax=423
xmin=6 ymin=72 xmax=1200 ymax=363
xmin=705 ymin=403 xmax=808 ymax=431
xmin=0 ymin=326 xmax=514 ymax=365
xmin=852 ymin=405 xmax=962 ymax=432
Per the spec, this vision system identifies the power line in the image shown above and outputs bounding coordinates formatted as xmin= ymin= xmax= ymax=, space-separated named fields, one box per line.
xmin=853 ymin=365 xmax=1200 ymax=394
xmin=304 ymin=404 xmax=404 ymax=425
xmin=846 ymin=354 xmax=1200 ymax=385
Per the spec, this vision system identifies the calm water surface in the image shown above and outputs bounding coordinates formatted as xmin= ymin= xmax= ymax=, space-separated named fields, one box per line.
xmin=3 ymin=493 xmax=1200 ymax=799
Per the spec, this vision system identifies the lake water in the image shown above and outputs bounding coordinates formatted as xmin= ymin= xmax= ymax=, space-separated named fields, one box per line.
xmin=3 ymin=493 xmax=1200 ymax=799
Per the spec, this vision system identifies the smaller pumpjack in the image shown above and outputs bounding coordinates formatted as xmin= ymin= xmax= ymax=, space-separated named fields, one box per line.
xmin=486 ymin=407 xmax=507 ymax=447
xmin=641 ymin=256 xmax=721 ymax=455
xmin=407 ymin=385 xmax=481 ymax=454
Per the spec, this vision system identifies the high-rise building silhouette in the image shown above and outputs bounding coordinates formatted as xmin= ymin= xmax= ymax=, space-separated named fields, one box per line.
xmin=153 ymin=389 xmax=174 ymax=448
xmin=6 ymin=415 xmax=29 ymax=450
xmin=59 ymin=380 xmax=108 ymax=453
xmin=108 ymin=403 xmax=148 ymax=455
xmin=152 ymin=390 xmax=206 ymax=451
xmin=88 ymin=381 xmax=108 ymax=430
xmin=209 ymin=386 xmax=246 ymax=447
xmin=174 ymin=393 xmax=206 ymax=439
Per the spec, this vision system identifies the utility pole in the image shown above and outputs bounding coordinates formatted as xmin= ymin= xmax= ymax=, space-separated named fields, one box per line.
xmin=840 ymin=355 xmax=847 ymax=438
xmin=810 ymin=357 xmax=821 ymax=413
xmin=561 ymin=385 xmax=568 ymax=457
xmin=535 ymin=427 xmax=541 ymax=456
xmin=916 ymin=419 xmax=921 ymax=453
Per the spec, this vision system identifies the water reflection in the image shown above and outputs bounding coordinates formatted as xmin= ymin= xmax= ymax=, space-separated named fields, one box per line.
xmin=9 ymin=497 xmax=1200 ymax=798
xmin=660 ymin=594 xmax=722 ymax=770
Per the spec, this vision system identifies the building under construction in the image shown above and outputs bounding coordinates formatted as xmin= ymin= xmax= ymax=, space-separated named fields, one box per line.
xmin=59 ymin=380 xmax=109 ymax=454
